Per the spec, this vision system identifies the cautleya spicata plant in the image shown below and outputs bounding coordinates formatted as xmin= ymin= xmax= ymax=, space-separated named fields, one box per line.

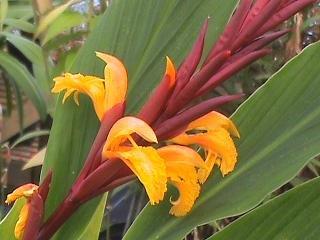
xmin=3 ymin=0 xmax=318 ymax=239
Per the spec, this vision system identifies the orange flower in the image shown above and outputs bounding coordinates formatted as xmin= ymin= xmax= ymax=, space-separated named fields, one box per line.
xmin=157 ymin=145 xmax=206 ymax=216
xmin=6 ymin=184 xmax=39 ymax=240
xmin=171 ymin=111 xmax=239 ymax=181
xmin=102 ymin=116 xmax=167 ymax=204
xmin=52 ymin=52 xmax=127 ymax=120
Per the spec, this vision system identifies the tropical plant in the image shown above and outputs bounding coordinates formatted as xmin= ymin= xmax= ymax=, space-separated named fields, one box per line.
xmin=1 ymin=0 xmax=320 ymax=240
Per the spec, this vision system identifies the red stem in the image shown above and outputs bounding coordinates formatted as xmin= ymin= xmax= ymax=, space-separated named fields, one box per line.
xmin=37 ymin=195 xmax=79 ymax=240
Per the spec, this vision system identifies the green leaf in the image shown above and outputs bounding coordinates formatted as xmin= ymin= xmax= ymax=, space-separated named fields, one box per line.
xmin=123 ymin=42 xmax=320 ymax=240
xmin=2 ymin=32 xmax=53 ymax=110
xmin=34 ymin=0 xmax=79 ymax=39
xmin=6 ymin=5 xmax=33 ymax=19
xmin=40 ymin=0 xmax=238 ymax=239
xmin=0 ymin=52 xmax=47 ymax=119
xmin=42 ymin=11 xmax=86 ymax=45
xmin=0 ymin=199 xmax=26 ymax=240
xmin=3 ymin=18 xmax=35 ymax=33
xmin=0 ymin=0 xmax=8 ymax=30
xmin=2 ymin=32 xmax=44 ymax=66
xmin=210 ymin=177 xmax=320 ymax=240
xmin=10 ymin=130 xmax=50 ymax=148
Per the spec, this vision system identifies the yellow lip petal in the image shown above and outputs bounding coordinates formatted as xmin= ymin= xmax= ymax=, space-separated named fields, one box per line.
xmin=15 ymin=203 xmax=30 ymax=240
xmin=6 ymin=184 xmax=38 ymax=204
xmin=116 ymin=146 xmax=167 ymax=204
xmin=157 ymin=145 xmax=206 ymax=170
xmin=105 ymin=117 xmax=158 ymax=150
xmin=198 ymin=151 xmax=218 ymax=183
xmin=169 ymin=181 xmax=200 ymax=217
xmin=188 ymin=111 xmax=240 ymax=138
xmin=96 ymin=52 xmax=128 ymax=109
xmin=171 ymin=128 xmax=238 ymax=177
xmin=52 ymin=73 xmax=106 ymax=120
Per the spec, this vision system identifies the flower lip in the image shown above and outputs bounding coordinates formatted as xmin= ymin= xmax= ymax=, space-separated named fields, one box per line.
xmin=104 ymin=116 xmax=158 ymax=150
xmin=5 ymin=184 xmax=39 ymax=204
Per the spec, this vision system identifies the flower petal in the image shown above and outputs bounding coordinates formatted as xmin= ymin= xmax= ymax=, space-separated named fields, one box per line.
xmin=198 ymin=151 xmax=218 ymax=183
xmin=165 ymin=56 xmax=176 ymax=88
xmin=105 ymin=117 xmax=158 ymax=150
xmin=52 ymin=73 xmax=106 ymax=120
xmin=169 ymin=181 xmax=200 ymax=216
xmin=96 ymin=52 xmax=128 ymax=109
xmin=157 ymin=145 xmax=205 ymax=168
xmin=188 ymin=111 xmax=240 ymax=137
xmin=6 ymin=184 xmax=38 ymax=204
xmin=172 ymin=128 xmax=238 ymax=176
xmin=116 ymin=146 xmax=167 ymax=204
xmin=15 ymin=203 xmax=30 ymax=240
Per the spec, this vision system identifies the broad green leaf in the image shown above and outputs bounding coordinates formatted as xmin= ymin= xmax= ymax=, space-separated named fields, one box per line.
xmin=124 ymin=42 xmax=320 ymax=240
xmin=210 ymin=177 xmax=320 ymax=240
xmin=0 ymin=199 xmax=26 ymax=240
xmin=3 ymin=18 xmax=35 ymax=33
xmin=10 ymin=130 xmax=50 ymax=148
xmin=42 ymin=11 xmax=86 ymax=45
xmin=0 ymin=52 xmax=47 ymax=119
xmin=34 ymin=0 xmax=79 ymax=39
xmin=39 ymin=0 xmax=238 ymax=239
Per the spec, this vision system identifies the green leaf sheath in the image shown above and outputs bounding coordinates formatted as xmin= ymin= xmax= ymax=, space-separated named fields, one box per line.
xmin=39 ymin=0 xmax=238 ymax=239
xmin=210 ymin=177 xmax=320 ymax=240
xmin=123 ymin=42 xmax=320 ymax=240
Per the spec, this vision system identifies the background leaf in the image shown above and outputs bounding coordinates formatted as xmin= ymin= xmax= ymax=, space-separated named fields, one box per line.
xmin=0 ymin=52 xmax=47 ymax=119
xmin=34 ymin=0 xmax=79 ymax=39
xmin=41 ymin=11 xmax=86 ymax=45
xmin=124 ymin=42 xmax=320 ymax=240
xmin=10 ymin=130 xmax=50 ymax=149
xmin=39 ymin=0 xmax=238 ymax=239
xmin=3 ymin=18 xmax=35 ymax=33
xmin=210 ymin=177 xmax=320 ymax=240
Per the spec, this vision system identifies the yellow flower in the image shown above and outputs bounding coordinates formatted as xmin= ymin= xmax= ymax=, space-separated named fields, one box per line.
xmin=171 ymin=111 xmax=239 ymax=181
xmin=157 ymin=145 xmax=207 ymax=216
xmin=52 ymin=52 xmax=128 ymax=120
xmin=102 ymin=116 xmax=209 ymax=216
xmin=6 ymin=184 xmax=39 ymax=240
xmin=102 ymin=116 xmax=167 ymax=204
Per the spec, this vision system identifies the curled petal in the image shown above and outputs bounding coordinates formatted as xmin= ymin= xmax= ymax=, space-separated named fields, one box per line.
xmin=6 ymin=184 xmax=38 ymax=204
xmin=172 ymin=128 xmax=238 ymax=176
xmin=198 ymin=151 xmax=218 ymax=184
xmin=157 ymin=145 xmax=207 ymax=178
xmin=15 ymin=203 xmax=30 ymax=240
xmin=188 ymin=111 xmax=240 ymax=137
xmin=169 ymin=181 xmax=200 ymax=216
xmin=52 ymin=73 xmax=106 ymax=120
xmin=116 ymin=147 xmax=167 ymax=204
xmin=96 ymin=52 xmax=128 ymax=110
xmin=105 ymin=117 xmax=158 ymax=150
